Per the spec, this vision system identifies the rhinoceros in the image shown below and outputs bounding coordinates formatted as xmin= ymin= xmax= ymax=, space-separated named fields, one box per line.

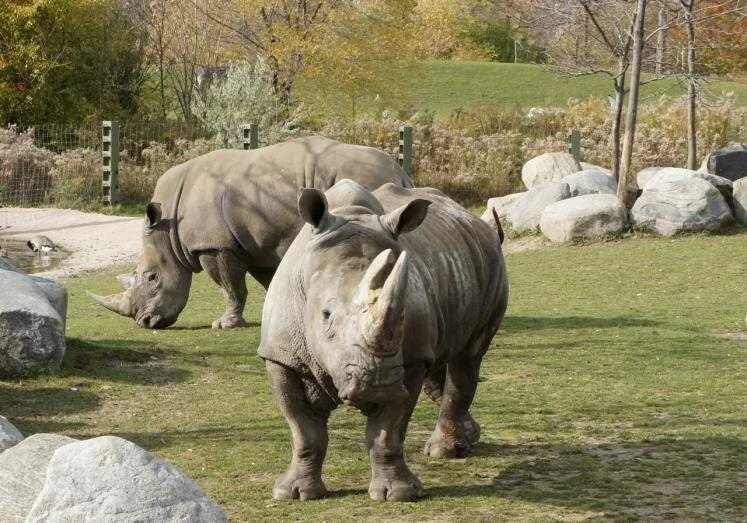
xmin=88 ymin=136 xmax=412 ymax=329
xmin=259 ymin=180 xmax=508 ymax=501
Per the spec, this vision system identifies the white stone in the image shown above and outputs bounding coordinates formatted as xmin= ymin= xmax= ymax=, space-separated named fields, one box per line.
xmin=631 ymin=177 xmax=733 ymax=236
xmin=636 ymin=167 xmax=696 ymax=190
xmin=540 ymin=194 xmax=627 ymax=242
xmin=521 ymin=152 xmax=581 ymax=189
xmin=27 ymin=436 xmax=228 ymax=522
xmin=580 ymin=162 xmax=612 ymax=175
xmin=733 ymin=178 xmax=747 ymax=225
xmin=507 ymin=181 xmax=571 ymax=233
xmin=0 ymin=269 xmax=66 ymax=378
xmin=0 ymin=416 xmax=23 ymax=453
xmin=562 ymin=169 xmax=617 ymax=196
xmin=481 ymin=192 xmax=526 ymax=227
xmin=0 ymin=433 xmax=76 ymax=522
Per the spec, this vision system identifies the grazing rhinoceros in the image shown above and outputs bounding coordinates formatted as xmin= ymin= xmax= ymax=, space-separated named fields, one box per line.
xmin=88 ymin=136 xmax=412 ymax=329
xmin=259 ymin=180 xmax=508 ymax=501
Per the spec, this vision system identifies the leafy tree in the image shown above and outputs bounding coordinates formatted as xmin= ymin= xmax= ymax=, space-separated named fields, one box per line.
xmin=0 ymin=0 xmax=147 ymax=126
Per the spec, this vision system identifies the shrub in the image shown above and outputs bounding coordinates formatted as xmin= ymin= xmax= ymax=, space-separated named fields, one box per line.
xmin=191 ymin=58 xmax=302 ymax=148
xmin=0 ymin=126 xmax=55 ymax=205
xmin=47 ymin=147 xmax=100 ymax=208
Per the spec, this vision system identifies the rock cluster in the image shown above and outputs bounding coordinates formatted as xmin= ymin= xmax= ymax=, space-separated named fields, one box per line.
xmin=0 ymin=422 xmax=228 ymax=522
xmin=484 ymin=148 xmax=746 ymax=243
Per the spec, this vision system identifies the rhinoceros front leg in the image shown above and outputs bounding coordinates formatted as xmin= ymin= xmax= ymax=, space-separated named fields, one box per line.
xmin=198 ymin=251 xmax=248 ymax=329
xmin=266 ymin=361 xmax=331 ymax=501
xmin=367 ymin=366 xmax=425 ymax=502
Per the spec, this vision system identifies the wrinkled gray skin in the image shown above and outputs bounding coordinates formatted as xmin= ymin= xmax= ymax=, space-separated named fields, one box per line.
xmin=88 ymin=136 xmax=412 ymax=329
xmin=259 ymin=180 xmax=508 ymax=501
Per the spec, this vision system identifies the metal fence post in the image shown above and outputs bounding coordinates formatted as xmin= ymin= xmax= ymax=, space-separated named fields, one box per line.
xmin=398 ymin=126 xmax=413 ymax=177
xmin=568 ymin=129 xmax=581 ymax=163
xmin=102 ymin=121 xmax=119 ymax=204
xmin=242 ymin=123 xmax=259 ymax=150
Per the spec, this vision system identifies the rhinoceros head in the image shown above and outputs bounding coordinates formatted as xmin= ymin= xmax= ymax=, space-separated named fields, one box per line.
xmin=88 ymin=202 xmax=192 ymax=329
xmin=295 ymin=188 xmax=430 ymax=407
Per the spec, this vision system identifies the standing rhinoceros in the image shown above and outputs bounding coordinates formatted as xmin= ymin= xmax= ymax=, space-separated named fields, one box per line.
xmin=88 ymin=136 xmax=412 ymax=329
xmin=259 ymin=180 xmax=508 ymax=501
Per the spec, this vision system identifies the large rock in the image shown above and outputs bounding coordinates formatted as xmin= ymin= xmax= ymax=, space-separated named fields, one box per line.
xmin=734 ymin=178 xmax=747 ymax=225
xmin=0 ymin=416 xmax=23 ymax=452
xmin=0 ymin=433 xmax=77 ymax=522
xmin=540 ymin=194 xmax=627 ymax=242
xmin=507 ymin=181 xmax=571 ymax=233
xmin=0 ymin=269 xmax=66 ymax=378
xmin=636 ymin=167 xmax=734 ymax=208
xmin=580 ymin=162 xmax=611 ymax=175
xmin=563 ymin=169 xmax=617 ymax=196
xmin=707 ymin=143 xmax=747 ymax=181
xmin=481 ymin=192 xmax=526 ymax=226
xmin=27 ymin=436 xmax=228 ymax=522
xmin=521 ymin=152 xmax=581 ymax=189
xmin=631 ymin=177 xmax=733 ymax=236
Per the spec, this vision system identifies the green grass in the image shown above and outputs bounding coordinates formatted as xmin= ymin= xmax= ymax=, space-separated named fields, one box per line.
xmin=299 ymin=60 xmax=747 ymax=118
xmin=2 ymin=233 xmax=746 ymax=520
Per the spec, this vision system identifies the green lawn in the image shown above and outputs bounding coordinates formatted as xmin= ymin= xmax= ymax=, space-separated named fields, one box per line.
xmin=300 ymin=61 xmax=747 ymax=118
xmin=2 ymin=233 xmax=746 ymax=520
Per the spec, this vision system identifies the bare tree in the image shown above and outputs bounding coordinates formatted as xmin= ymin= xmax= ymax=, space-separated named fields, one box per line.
xmin=618 ymin=0 xmax=648 ymax=207
xmin=681 ymin=0 xmax=697 ymax=169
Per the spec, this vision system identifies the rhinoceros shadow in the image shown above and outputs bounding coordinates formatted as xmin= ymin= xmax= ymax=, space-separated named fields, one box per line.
xmin=426 ymin=436 xmax=745 ymax=518
xmin=61 ymin=337 xmax=191 ymax=385
xmin=502 ymin=315 xmax=661 ymax=332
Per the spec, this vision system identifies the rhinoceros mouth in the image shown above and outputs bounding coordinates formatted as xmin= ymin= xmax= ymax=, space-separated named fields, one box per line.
xmin=338 ymin=363 xmax=407 ymax=406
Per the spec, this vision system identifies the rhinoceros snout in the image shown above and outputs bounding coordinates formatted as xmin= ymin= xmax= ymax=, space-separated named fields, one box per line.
xmin=338 ymin=366 xmax=408 ymax=406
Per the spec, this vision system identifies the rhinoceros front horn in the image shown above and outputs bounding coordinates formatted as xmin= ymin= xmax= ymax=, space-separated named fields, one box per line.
xmin=357 ymin=249 xmax=408 ymax=355
xmin=87 ymin=291 xmax=134 ymax=317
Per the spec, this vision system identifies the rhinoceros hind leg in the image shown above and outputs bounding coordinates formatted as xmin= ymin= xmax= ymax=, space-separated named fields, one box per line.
xmin=199 ymin=251 xmax=249 ymax=329
xmin=266 ymin=361 xmax=331 ymax=501
xmin=424 ymin=352 xmax=485 ymax=459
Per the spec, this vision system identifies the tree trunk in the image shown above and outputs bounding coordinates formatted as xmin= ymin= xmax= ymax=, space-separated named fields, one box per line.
xmin=618 ymin=0 xmax=647 ymax=208
xmin=611 ymin=72 xmax=627 ymax=183
xmin=684 ymin=2 xmax=697 ymax=169
xmin=655 ymin=7 xmax=667 ymax=75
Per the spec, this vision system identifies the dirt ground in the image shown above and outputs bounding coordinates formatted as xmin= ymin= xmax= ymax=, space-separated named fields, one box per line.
xmin=0 ymin=208 xmax=142 ymax=279
xmin=0 ymin=207 xmax=546 ymax=279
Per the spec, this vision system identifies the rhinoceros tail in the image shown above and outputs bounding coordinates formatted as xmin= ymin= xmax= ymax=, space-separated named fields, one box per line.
xmin=492 ymin=208 xmax=505 ymax=244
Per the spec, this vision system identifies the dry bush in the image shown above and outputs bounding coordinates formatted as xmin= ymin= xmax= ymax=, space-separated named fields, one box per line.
xmin=0 ymin=126 xmax=55 ymax=205
xmin=47 ymin=148 xmax=100 ymax=208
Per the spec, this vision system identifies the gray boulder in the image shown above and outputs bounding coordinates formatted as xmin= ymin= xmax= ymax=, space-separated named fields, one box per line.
xmin=707 ymin=143 xmax=747 ymax=181
xmin=580 ymin=162 xmax=612 ymax=175
xmin=507 ymin=181 xmax=571 ymax=233
xmin=563 ymin=169 xmax=617 ymax=196
xmin=0 ymin=433 xmax=76 ymax=522
xmin=0 ymin=416 xmax=23 ymax=452
xmin=733 ymin=178 xmax=747 ymax=225
xmin=540 ymin=194 xmax=627 ymax=242
xmin=631 ymin=177 xmax=733 ymax=236
xmin=481 ymin=192 xmax=526 ymax=225
xmin=521 ymin=152 xmax=581 ymax=189
xmin=27 ymin=436 xmax=228 ymax=522
xmin=0 ymin=269 xmax=67 ymax=378
xmin=637 ymin=167 xmax=696 ymax=190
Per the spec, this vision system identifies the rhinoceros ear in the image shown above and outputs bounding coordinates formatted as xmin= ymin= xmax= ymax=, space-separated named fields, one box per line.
xmin=381 ymin=199 xmax=431 ymax=239
xmin=298 ymin=188 xmax=330 ymax=232
xmin=145 ymin=202 xmax=162 ymax=228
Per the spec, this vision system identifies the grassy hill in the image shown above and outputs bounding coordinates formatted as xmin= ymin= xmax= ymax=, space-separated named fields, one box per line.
xmin=300 ymin=61 xmax=747 ymax=119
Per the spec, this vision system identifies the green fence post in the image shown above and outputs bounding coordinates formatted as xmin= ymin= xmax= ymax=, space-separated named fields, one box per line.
xmin=568 ymin=129 xmax=582 ymax=163
xmin=242 ymin=123 xmax=259 ymax=150
xmin=102 ymin=121 xmax=119 ymax=204
xmin=398 ymin=126 xmax=413 ymax=177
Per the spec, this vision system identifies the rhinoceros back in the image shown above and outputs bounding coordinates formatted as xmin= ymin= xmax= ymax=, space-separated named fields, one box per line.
xmin=151 ymin=136 xmax=410 ymax=270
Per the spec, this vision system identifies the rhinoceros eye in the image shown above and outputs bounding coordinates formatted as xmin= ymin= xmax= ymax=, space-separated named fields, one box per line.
xmin=322 ymin=309 xmax=332 ymax=321
xmin=147 ymin=273 xmax=157 ymax=282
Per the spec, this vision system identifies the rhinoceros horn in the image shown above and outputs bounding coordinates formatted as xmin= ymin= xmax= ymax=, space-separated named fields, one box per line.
xmin=357 ymin=249 xmax=408 ymax=356
xmin=87 ymin=291 xmax=134 ymax=317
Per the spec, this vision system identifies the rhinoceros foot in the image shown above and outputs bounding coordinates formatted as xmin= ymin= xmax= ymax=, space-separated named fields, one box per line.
xmin=272 ymin=469 xmax=327 ymax=501
xmin=368 ymin=468 xmax=424 ymax=501
xmin=211 ymin=314 xmax=248 ymax=329
xmin=424 ymin=415 xmax=480 ymax=459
